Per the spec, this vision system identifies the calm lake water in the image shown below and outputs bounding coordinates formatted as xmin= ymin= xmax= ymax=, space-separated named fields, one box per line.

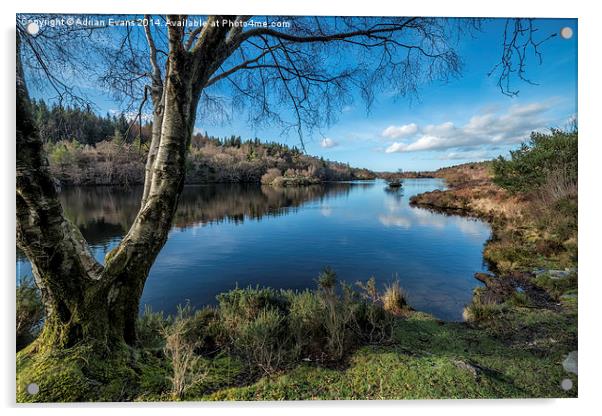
xmin=16 ymin=179 xmax=491 ymax=321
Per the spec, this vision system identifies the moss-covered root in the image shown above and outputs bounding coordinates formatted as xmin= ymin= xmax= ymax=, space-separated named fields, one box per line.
xmin=16 ymin=342 xmax=144 ymax=403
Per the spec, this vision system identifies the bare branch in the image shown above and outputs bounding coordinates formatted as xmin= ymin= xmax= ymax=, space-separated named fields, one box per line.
xmin=489 ymin=18 xmax=557 ymax=96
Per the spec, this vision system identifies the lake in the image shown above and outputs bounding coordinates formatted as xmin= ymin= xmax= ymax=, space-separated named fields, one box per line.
xmin=16 ymin=179 xmax=491 ymax=321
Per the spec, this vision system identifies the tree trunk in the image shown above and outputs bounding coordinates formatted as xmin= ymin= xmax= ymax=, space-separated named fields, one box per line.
xmin=16 ymin=29 xmax=197 ymax=351
xmin=16 ymin=16 xmax=235 ymax=355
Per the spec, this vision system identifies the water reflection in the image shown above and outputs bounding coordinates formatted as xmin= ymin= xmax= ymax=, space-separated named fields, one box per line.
xmin=56 ymin=183 xmax=353 ymax=246
xmin=17 ymin=179 xmax=491 ymax=321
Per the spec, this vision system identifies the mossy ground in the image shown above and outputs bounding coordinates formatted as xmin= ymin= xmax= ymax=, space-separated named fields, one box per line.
xmin=17 ymin=303 xmax=577 ymax=402
xmin=201 ymin=310 xmax=576 ymax=401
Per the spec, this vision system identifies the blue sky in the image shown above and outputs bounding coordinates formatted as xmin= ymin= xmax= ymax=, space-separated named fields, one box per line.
xmin=27 ymin=17 xmax=578 ymax=172
xmin=209 ymin=18 xmax=577 ymax=171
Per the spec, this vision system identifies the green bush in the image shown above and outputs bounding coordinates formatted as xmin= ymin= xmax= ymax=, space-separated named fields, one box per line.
xmin=137 ymin=305 xmax=167 ymax=351
xmin=462 ymin=300 xmax=505 ymax=323
xmin=212 ymin=270 xmax=399 ymax=369
xmin=47 ymin=140 xmax=81 ymax=166
xmin=231 ymin=308 xmax=293 ymax=374
xmin=217 ymin=286 xmax=289 ymax=327
xmin=317 ymin=266 xmax=337 ymax=293
xmin=492 ymin=129 xmax=577 ymax=195
xmin=286 ymin=290 xmax=327 ymax=356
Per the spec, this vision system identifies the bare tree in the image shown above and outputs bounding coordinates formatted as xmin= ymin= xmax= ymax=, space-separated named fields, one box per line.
xmin=16 ymin=15 xmax=550 ymax=357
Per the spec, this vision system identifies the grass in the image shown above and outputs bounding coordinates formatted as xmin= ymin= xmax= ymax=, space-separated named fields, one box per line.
xmin=204 ymin=312 xmax=576 ymax=400
xmin=382 ymin=280 xmax=408 ymax=315
xmin=17 ymin=274 xmax=577 ymax=401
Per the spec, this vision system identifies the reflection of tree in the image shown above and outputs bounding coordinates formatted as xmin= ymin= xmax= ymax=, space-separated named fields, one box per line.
xmin=56 ymin=183 xmax=353 ymax=246
xmin=59 ymin=186 xmax=143 ymax=231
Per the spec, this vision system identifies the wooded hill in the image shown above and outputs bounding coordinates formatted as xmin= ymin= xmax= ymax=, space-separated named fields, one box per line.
xmin=34 ymin=100 xmax=375 ymax=186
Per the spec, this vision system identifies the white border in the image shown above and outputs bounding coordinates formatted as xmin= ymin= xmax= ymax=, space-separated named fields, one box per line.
xmin=2 ymin=1 xmax=600 ymax=414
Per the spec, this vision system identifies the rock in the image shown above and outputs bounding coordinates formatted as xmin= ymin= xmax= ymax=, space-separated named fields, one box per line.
xmin=453 ymin=359 xmax=481 ymax=379
xmin=563 ymin=351 xmax=578 ymax=375
xmin=548 ymin=270 xmax=571 ymax=280
xmin=533 ymin=268 xmax=577 ymax=280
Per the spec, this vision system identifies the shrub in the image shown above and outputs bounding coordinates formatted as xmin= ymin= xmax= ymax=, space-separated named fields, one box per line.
xmin=164 ymin=272 xmax=401 ymax=375
xmin=47 ymin=140 xmax=80 ymax=166
xmin=260 ymin=168 xmax=283 ymax=185
xmin=231 ymin=308 xmax=292 ymax=374
xmin=162 ymin=305 xmax=209 ymax=400
xmin=354 ymin=277 xmax=394 ymax=343
xmin=353 ymin=300 xmax=393 ymax=344
xmin=217 ymin=286 xmax=289 ymax=327
xmin=356 ymin=276 xmax=379 ymax=303
xmin=320 ymin=286 xmax=355 ymax=360
xmin=462 ymin=300 xmax=503 ymax=323
xmin=137 ymin=305 xmax=167 ymax=351
xmin=317 ymin=266 xmax=337 ymax=293
xmin=16 ymin=276 xmax=44 ymax=351
xmin=217 ymin=287 xmax=294 ymax=373
xmin=287 ymin=290 xmax=326 ymax=356
xmin=492 ymin=129 xmax=577 ymax=195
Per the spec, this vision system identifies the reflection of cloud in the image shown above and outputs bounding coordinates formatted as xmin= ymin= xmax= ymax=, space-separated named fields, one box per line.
xmin=379 ymin=214 xmax=412 ymax=229
xmin=320 ymin=206 xmax=333 ymax=217
xmin=411 ymin=208 xmax=446 ymax=229
xmin=384 ymin=198 xmax=403 ymax=213
xmin=455 ymin=219 xmax=485 ymax=236
xmin=379 ymin=207 xmax=475 ymax=231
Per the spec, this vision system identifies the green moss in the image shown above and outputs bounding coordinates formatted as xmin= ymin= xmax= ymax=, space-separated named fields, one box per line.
xmin=17 ymin=342 xmax=157 ymax=402
xmin=17 ymin=304 xmax=578 ymax=402
xmin=533 ymin=272 xmax=578 ymax=300
xmin=188 ymin=311 xmax=576 ymax=400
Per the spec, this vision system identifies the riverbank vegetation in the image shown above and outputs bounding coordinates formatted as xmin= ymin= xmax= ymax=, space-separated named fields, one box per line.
xmin=409 ymin=128 xmax=578 ymax=393
xmin=410 ymin=128 xmax=577 ymax=274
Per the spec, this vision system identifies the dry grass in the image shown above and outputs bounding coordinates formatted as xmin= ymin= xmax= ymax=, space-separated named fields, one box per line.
xmin=410 ymin=162 xmax=577 ymax=273
xmin=410 ymin=162 xmax=528 ymax=222
xmin=382 ymin=281 xmax=408 ymax=316
xmin=537 ymin=168 xmax=578 ymax=206
xmin=162 ymin=308 xmax=208 ymax=400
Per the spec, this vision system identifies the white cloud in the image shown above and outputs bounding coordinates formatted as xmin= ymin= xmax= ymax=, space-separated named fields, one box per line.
xmin=382 ymin=123 xmax=418 ymax=139
xmin=438 ymin=150 xmax=490 ymax=161
xmin=320 ymin=137 xmax=338 ymax=148
xmin=384 ymin=102 xmax=552 ymax=154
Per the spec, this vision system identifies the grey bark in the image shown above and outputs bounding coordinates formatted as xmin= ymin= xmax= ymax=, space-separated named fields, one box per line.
xmin=16 ymin=17 xmax=237 ymax=349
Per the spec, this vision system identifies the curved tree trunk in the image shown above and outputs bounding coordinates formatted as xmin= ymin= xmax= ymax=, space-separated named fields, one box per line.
xmin=17 ymin=32 xmax=109 ymax=350
xmin=17 ymin=16 xmax=239 ymax=354
xmin=16 ymin=28 xmax=197 ymax=351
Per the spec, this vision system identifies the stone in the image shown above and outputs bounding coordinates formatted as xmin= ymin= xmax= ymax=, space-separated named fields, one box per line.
xmin=453 ymin=360 xmax=481 ymax=379
xmin=548 ymin=270 xmax=571 ymax=280
xmin=563 ymin=350 xmax=578 ymax=375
